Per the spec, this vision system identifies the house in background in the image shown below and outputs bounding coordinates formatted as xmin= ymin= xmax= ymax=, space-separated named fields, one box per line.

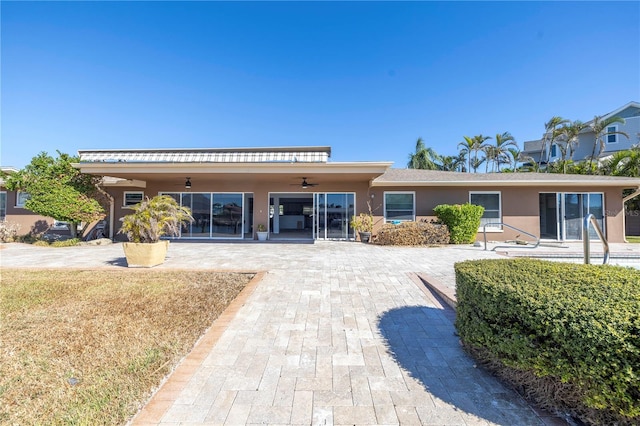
xmin=0 ymin=166 xmax=60 ymax=235
xmin=522 ymin=101 xmax=640 ymax=166
xmin=73 ymin=146 xmax=640 ymax=244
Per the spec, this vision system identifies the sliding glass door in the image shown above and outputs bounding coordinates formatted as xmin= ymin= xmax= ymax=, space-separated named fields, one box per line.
xmin=314 ymin=193 xmax=355 ymax=240
xmin=539 ymin=193 xmax=605 ymax=241
xmin=161 ymin=192 xmax=244 ymax=239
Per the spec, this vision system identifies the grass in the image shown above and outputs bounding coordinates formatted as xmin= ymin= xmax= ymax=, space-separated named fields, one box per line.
xmin=627 ymin=236 xmax=640 ymax=243
xmin=0 ymin=269 xmax=254 ymax=425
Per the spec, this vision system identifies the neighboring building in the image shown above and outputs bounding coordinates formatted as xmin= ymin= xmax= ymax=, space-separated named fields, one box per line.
xmin=73 ymin=146 xmax=640 ymax=243
xmin=522 ymin=101 xmax=640 ymax=166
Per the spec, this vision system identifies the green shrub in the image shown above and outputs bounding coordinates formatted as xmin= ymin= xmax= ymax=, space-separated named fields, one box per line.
xmin=375 ymin=221 xmax=449 ymax=245
xmin=455 ymin=259 xmax=640 ymax=424
xmin=433 ymin=203 xmax=484 ymax=244
xmin=50 ymin=238 xmax=81 ymax=247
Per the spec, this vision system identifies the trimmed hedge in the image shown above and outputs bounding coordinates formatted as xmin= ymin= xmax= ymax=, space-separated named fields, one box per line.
xmin=455 ymin=259 xmax=640 ymax=425
xmin=433 ymin=203 xmax=484 ymax=244
xmin=375 ymin=221 xmax=449 ymax=245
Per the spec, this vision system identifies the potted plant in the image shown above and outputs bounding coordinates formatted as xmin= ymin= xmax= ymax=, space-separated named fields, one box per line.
xmin=119 ymin=195 xmax=193 ymax=267
xmin=350 ymin=213 xmax=373 ymax=243
xmin=256 ymin=224 xmax=268 ymax=241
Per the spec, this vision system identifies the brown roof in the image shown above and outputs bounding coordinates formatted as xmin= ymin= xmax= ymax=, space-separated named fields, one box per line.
xmin=372 ymin=168 xmax=640 ymax=188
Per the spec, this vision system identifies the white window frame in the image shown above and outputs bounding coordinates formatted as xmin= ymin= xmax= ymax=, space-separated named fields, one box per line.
xmin=383 ymin=191 xmax=415 ymax=223
xmin=16 ymin=191 xmax=30 ymax=208
xmin=606 ymin=125 xmax=618 ymax=144
xmin=470 ymin=191 xmax=502 ymax=231
xmin=550 ymin=144 xmax=559 ymax=160
xmin=123 ymin=191 xmax=144 ymax=207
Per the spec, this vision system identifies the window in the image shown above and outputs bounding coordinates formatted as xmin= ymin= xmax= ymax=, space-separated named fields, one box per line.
xmin=123 ymin=191 xmax=144 ymax=207
xmin=550 ymin=144 xmax=558 ymax=158
xmin=607 ymin=126 xmax=618 ymax=144
xmin=470 ymin=192 xmax=501 ymax=230
xmin=16 ymin=191 xmax=30 ymax=208
xmin=384 ymin=192 xmax=415 ymax=222
xmin=0 ymin=192 xmax=6 ymax=220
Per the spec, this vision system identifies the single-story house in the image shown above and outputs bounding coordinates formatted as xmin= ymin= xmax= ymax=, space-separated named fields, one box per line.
xmin=0 ymin=167 xmax=61 ymax=235
xmin=68 ymin=146 xmax=640 ymax=243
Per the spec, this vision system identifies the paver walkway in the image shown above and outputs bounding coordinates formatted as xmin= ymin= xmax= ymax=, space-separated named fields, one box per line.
xmin=1 ymin=242 xmax=569 ymax=425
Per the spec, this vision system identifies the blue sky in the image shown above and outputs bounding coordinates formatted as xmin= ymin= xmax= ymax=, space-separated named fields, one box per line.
xmin=2 ymin=1 xmax=639 ymax=169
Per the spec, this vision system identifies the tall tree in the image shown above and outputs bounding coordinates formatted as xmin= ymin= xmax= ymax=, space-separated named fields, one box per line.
xmin=587 ymin=115 xmax=629 ymax=173
xmin=1 ymin=151 xmax=105 ymax=237
xmin=459 ymin=135 xmax=491 ymax=173
xmin=407 ymin=137 xmax=441 ymax=170
xmin=538 ymin=116 xmax=569 ymax=170
xmin=557 ymin=120 xmax=586 ymax=161
xmin=457 ymin=136 xmax=475 ymax=173
xmin=492 ymin=132 xmax=517 ymax=172
xmin=507 ymin=147 xmax=523 ymax=172
xmin=439 ymin=155 xmax=465 ymax=172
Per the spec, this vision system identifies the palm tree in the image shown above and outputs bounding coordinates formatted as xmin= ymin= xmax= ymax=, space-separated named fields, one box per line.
xmin=407 ymin=137 xmax=441 ymax=170
xmin=470 ymin=156 xmax=486 ymax=173
xmin=492 ymin=132 xmax=517 ymax=172
xmin=538 ymin=116 xmax=569 ymax=170
xmin=482 ymin=145 xmax=498 ymax=172
xmin=457 ymin=136 xmax=475 ymax=173
xmin=439 ymin=155 xmax=465 ymax=172
xmin=587 ymin=116 xmax=629 ymax=173
xmin=601 ymin=145 xmax=640 ymax=177
xmin=507 ymin=147 xmax=522 ymax=172
xmin=557 ymin=120 xmax=586 ymax=161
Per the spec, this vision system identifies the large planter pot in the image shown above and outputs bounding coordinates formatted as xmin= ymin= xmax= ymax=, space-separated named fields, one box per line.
xmin=358 ymin=231 xmax=372 ymax=243
xmin=122 ymin=240 xmax=170 ymax=268
xmin=256 ymin=231 xmax=268 ymax=241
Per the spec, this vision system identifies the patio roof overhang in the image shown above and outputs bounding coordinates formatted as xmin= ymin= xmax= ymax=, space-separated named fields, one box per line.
xmin=75 ymin=161 xmax=393 ymax=187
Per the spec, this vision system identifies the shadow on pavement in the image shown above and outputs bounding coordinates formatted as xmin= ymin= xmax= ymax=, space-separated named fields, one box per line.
xmin=105 ymin=257 xmax=128 ymax=267
xmin=377 ymin=306 xmax=541 ymax=425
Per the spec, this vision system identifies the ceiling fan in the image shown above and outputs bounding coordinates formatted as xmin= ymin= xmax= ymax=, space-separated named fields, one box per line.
xmin=291 ymin=177 xmax=318 ymax=189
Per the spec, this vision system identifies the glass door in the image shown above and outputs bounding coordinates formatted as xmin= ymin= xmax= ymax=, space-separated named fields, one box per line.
xmin=561 ymin=193 xmax=605 ymax=241
xmin=314 ymin=193 xmax=355 ymax=240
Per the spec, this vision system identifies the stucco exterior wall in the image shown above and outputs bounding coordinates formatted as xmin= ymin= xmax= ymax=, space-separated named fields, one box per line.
xmin=370 ymin=185 xmax=628 ymax=243
xmin=1 ymin=190 xmax=55 ymax=235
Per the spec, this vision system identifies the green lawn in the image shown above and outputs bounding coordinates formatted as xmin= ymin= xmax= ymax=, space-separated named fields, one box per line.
xmin=627 ymin=236 xmax=640 ymax=243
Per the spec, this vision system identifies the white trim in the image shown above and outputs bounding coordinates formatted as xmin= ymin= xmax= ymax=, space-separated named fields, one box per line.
xmin=470 ymin=191 xmax=502 ymax=230
xmin=606 ymin=125 xmax=618 ymax=144
xmin=123 ymin=191 xmax=144 ymax=207
xmin=383 ymin=191 xmax=415 ymax=223
xmin=15 ymin=191 xmax=30 ymax=208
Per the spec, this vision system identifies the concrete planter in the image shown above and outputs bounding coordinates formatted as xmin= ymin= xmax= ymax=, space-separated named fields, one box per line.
xmin=256 ymin=231 xmax=268 ymax=241
xmin=122 ymin=240 xmax=170 ymax=268
xmin=358 ymin=231 xmax=372 ymax=243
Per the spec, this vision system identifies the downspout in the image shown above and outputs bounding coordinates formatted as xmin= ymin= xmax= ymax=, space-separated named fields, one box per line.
xmin=622 ymin=186 xmax=640 ymax=243
xmin=94 ymin=182 xmax=115 ymax=240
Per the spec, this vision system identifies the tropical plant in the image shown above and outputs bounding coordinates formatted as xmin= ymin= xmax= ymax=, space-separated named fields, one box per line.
xmin=460 ymin=135 xmax=492 ymax=173
xmin=587 ymin=115 xmax=629 ymax=173
xmin=537 ymin=116 xmax=569 ymax=169
xmin=601 ymin=145 xmax=640 ymax=177
xmin=556 ymin=120 xmax=586 ymax=162
xmin=507 ymin=147 xmax=524 ymax=172
xmin=470 ymin=156 xmax=486 ymax=174
xmin=492 ymin=132 xmax=517 ymax=172
xmin=349 ymin=212 xmax=373 ymax=233
xmin=119 ymin=195 xmax=193 ymax=243
xmin=1 ymin=151 xmax=105 ymax=238
xmin=439 ymin=154 xmax=465 ymax=172
xmin=407 ymin=138 xmax=441 ymax=170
